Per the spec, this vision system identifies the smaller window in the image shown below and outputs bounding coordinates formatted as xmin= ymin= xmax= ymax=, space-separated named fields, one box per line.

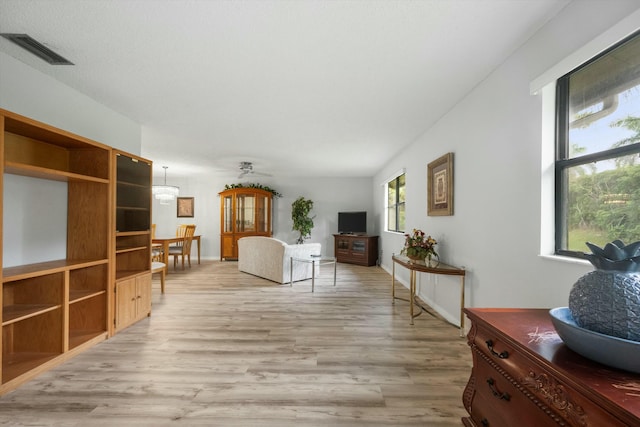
xmin=387 ymin=173 xmax=405 ymax=233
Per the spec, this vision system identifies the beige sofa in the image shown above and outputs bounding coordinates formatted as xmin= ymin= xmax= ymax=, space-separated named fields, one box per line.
xmin=237 ymin=236 xmax=322 ymax=284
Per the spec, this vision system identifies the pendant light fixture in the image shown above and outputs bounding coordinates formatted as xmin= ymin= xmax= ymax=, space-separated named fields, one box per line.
xmin=152 ymin=166 xmax=179 ymax=205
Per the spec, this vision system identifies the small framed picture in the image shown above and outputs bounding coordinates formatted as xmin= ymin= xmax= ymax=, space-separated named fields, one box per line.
xmin=177 ymin=197 xmax=194 ymax=218
xmin=427 ymin=153 xmax=453 ymax=216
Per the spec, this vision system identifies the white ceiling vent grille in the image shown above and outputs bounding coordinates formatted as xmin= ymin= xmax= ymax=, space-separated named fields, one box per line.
xmin=1 ymin=33 xmax=74 ymax=65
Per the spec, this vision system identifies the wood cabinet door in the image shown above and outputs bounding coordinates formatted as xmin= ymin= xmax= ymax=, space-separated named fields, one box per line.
xmin=136 ymin=273 xmax=152 ymax=317
xmin=115 ymin=278 xmax=137 ymax=331
xmin=221 ymin=235 xmax=236 ymax=259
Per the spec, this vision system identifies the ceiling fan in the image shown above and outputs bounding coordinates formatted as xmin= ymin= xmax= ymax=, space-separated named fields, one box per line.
xmin=238 ymin=161 xmax=272 ymax=179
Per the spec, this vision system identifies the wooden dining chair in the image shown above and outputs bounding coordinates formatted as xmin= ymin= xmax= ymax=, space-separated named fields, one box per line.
xmin=170 ymin=224 xmax=196 ymax=250
xmin=171 ymin=224 xmax=195 ymax=248
xmin=151 ymin=223 xmax=165 ymax=261
xmin=169 ymin=224 xmax=196 ymax=270
xmin=151 ymin=261 xmax=166 ymax=293
xmin=176 ymin=224 xmax=194 ymax=237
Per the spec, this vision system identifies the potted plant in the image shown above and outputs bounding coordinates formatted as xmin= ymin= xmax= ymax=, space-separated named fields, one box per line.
xmin=292 ymin=196 xmax=315 ymax=244
xmin=401 ymin=229 xmax=438 ymax=266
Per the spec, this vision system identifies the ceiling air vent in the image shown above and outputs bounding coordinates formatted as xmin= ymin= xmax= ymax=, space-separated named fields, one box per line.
xmin=1 ymin=33 xmax=74 ymax=65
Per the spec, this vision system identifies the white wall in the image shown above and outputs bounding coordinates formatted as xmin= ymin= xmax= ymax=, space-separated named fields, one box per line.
xmin=374 ymin=0 xmax=640 ymax=327
xmin=150 ymin=173 xmax=374 ymax=260
xmin=0 ymin=53 xmax=141 ymax=153
xmin=0 ymin=52 xmax=142 ymax=265
xmin=3 ymin=175 xmax=67 ymax=267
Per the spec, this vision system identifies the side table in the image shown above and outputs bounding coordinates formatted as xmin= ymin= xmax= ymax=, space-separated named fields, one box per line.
xmin=290 ymin=256 xmax=337 ymax=292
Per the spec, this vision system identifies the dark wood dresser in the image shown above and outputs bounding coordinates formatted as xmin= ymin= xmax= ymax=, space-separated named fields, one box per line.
xmin=463 ymin=308 xmax=640 ymax=426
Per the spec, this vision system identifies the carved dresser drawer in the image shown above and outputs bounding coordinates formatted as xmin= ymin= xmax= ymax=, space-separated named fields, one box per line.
xmin=470 ymin=356 xmax=560 ymax=426
xmin=472 ymin=321 xmax=533 ymax=381
xmin=462 ymin=308 xmax=640 ymax=427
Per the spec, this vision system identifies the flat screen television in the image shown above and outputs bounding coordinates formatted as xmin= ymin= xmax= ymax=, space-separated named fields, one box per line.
xmin=338 ymin=211 xmax=367 ymax=235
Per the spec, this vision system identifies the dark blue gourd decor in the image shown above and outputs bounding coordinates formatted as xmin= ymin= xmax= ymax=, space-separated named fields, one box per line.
xmin=569 ymin=240 xmax=640 ymax=342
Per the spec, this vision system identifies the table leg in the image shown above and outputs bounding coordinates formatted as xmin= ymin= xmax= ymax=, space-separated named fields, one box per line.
xmin=311 ymin=260 xmax=316 ymax=293
xmin=290 ymin=257 xmax=293 ymax=287
xmin=197 ymin=236 xmax=201 ymax=264
xmin=460 ymin=276 xmax=466 ymax=337
xmin=333 ymin=261 xmax=336 ymax=286
xmin=410 ymin=270 xmax=416 ymax=325
xmin=391 ymin=261 xmax=396 ymax=304
xmin=163 ymin=241 xmax=170 ymax=273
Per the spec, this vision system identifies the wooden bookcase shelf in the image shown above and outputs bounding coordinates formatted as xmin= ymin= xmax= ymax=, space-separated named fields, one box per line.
xmin=3 ymin=304 xmax=61 ymax=325
xmin=3 ymin=259 xmax=109 ymax=283
xmin=2 ymin=352 xmax=60 ymax=384
xmin=68 ymin=330 xmax=106 ymax=350
xmin=0 ymin=109 xmax=152 ymax=395
xmin=69 ymin=289 xmax=107 ymax=304
xmin=115 ymin=269 xmax=150 ymax=280
xmin=4 ymin=162 xmax=110 ymax=184
xmin=115 ymin=246 xmax=149 ymax=255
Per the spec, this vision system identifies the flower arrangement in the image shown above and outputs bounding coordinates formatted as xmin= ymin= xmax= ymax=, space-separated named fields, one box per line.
xmin=401 ymin=229 xmax=438 ymax=260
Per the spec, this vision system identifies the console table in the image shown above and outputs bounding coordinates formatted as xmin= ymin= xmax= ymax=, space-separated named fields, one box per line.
xmin=463 ymin=308 xmax=640 ymax=426
xmin=391 ymin=254 xmax=466 ymax=334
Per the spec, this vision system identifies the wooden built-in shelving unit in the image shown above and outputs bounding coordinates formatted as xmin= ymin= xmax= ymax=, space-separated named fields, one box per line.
xmin=0 ymin=109 xmax=152 ymax=395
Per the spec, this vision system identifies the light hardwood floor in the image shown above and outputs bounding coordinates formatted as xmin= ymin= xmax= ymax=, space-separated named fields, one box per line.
xmin=0 ymin=261 xmax=472 ymax=426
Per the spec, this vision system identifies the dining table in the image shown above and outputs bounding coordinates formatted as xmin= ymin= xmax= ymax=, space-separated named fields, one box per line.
xmin=152 ymin=235 xmax=201 ymax=273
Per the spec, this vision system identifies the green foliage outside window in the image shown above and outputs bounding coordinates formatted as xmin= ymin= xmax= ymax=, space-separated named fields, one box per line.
xmin=567 ymin=161 xmax=640 ymax=250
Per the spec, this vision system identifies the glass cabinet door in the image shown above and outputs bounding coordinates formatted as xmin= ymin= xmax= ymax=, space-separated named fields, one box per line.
xmin=236 ymin=194 xmax=255 ymax=232
xmin=223 ymin=195 xmax=233 ymax=232
xmin=115 ymin=154 xmax=151 ymax=232
xmin=256 ymin=195 xmax=269 ymax=232
xmin=352 ymin=240 xmax=366 ymax=253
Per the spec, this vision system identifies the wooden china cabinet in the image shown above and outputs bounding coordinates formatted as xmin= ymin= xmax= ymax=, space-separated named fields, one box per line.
xmin=219 ymin=187 xmax=273 ymax=260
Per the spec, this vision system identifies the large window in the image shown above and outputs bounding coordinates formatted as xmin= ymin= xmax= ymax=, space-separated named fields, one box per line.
xmin=387 ymin=173 xmax=405 ymax=233
xmin=556 ymin=30 xmax=640 ymax=257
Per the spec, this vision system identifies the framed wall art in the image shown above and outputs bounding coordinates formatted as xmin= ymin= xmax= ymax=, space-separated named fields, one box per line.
xmin=177 ymin=197 xmax=194 ymax=218
xmin=427 ymin=152 xmax=453 ymax=216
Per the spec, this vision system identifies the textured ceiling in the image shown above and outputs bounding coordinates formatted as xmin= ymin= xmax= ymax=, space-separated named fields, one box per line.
xmin=0 ymin=0 xmax=569 ymax=178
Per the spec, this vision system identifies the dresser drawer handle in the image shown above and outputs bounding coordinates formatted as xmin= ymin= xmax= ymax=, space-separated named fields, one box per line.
xmin=485 ymin=339 xmax=509 ymax=359
xmin=487 ymin=378 xmax=510 ymax=401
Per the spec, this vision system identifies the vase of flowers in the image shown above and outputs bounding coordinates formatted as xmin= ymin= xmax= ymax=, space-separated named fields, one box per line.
xmin=401 ymin=229 xmax=438 ymax=266
xmin=569 ymin=240 xmax=640 ymax=342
